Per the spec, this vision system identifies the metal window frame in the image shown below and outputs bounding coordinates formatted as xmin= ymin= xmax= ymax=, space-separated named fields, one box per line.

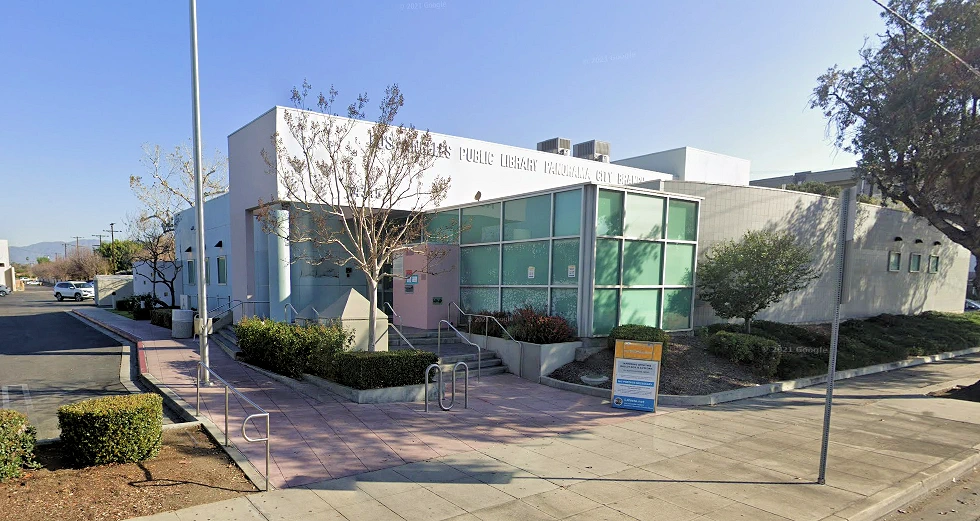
xmin=217 ymin=255 xmax=228 ymax=285
xmin=927 ymin=254 xmax=940 ymax=274
xmin=887 ymin=251 xmax=902 ymax=272
xmin=909 ymin=253 xmax=923 ymax=273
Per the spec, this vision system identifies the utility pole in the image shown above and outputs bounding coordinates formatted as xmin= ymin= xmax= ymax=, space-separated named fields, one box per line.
xmin=93 ymin=233 xmax=107 ymax=248
xmin=104 ymin=223 xmax=117 ymax=274
xmin=189 ymin=0 xmax=210 ymax=384
xmin=63 ymin=243 xmax=68 ymax=258
xmin=71 ymin=236 xmax=83 ymax=254
xmin=104 ymin=223 xmax=116 ymax=244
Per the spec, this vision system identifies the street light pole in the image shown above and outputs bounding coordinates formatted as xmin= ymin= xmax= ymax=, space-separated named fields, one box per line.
xmin=189 ymin=0 xmax=209 ymax=384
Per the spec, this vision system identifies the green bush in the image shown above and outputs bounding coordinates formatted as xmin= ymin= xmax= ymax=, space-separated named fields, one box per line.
xmin=236 ymin=317 xmax=353 ymax=379
xmin=57 ymin=393 xmax=163 ymax=467
xmin=115 ymin=298 xmax=131 ymax=312
xmin=607 ymin=324 xmax=671 ymax=350
xmin=506 ymin=306 xmax=577 ymax=344
xmin=707 ymin=331 xmax=781 ymax=377
xmin=333 ymin=350 xmax=439 ymax=390
xmin=150 ymin=308 xmax=173 ymax=329
xmin=0 ymin=410 xmax=38 ymax=482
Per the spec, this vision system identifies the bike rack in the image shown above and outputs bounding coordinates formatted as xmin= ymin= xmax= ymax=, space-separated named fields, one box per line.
xmin=424 ymin=362 xmax=469 ymax=412
xmin=197 ymin=362 xmax=270 ymax=491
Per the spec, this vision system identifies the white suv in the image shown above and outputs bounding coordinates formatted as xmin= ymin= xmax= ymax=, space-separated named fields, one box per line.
xmin=54 ymin=281 xmax=95 ymax=302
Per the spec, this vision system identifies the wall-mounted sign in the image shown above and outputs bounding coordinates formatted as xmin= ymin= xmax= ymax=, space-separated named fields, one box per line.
xmin=432 ymin=297 xmax=443 ymax=304
xmin=405 ymin=285 xmax=414 ymax=294
xmin=611 ymin=340 xmax=662 ymax=413
xmin=527 ymin=266 xmax=535 ymax=279
xmin=567 ymin=265 xmax=576 ymax=278
xmin=406 ymin=274 xmax=419 ymax=285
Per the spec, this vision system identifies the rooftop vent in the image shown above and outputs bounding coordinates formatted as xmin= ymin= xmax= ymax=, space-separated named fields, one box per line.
xmin=537 ymin=137 xmax=572 ymax=156
xmin=573 ymin=140 xmax=611 ymax=162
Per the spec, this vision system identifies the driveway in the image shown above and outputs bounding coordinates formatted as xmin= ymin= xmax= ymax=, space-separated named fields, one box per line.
xmin=0 ymin=286 xmax=127 ymax=439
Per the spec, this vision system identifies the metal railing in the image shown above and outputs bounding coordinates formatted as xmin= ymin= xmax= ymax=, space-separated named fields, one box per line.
xmin=196 ymin=362 xmax=270 ymax=491
xmin=449 ymin=302 xmax=524 ymax=378
xmin=425 ymin=361 xmax=469 ymax=411
xmin=384 ymin=302 xmax=402 ymax=333
xmin=437 ymin=319 xmax=483 ymax=380
xmin=195 ymin=299 xmax=269 ymax=329
xmin=284 ymin=303 xmax=300 ymax=323
xmin=375 ymin=321 xmax=417 ymax=351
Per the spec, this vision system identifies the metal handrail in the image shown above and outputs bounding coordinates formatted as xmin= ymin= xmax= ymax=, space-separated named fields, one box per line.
xmin=196 ymin=362 xmax=270 ymax=491
xmin=383 ymin=302 xmax=402 ymax=332
xmin=449 ymin=302 xmax=524 ymax=378
xmin=212 ymin=300 xmax=271 ymax=321
xmin=425 ymin=361 xmax=469 ymax=412
xmin=375 ymin=321 xmax=417 ymax=351
xmin=284 ymin=303 xmax=300 ymax=323
xmin=438 ymin=319 xmax=482 ymax=380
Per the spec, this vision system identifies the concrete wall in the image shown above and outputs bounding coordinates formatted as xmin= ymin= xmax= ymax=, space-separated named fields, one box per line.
xmin=615 ymin=147 xmax=751 ymax=186
xmin=641 ymin=181 xmax=970 ymax=326
xmin=174 ymin=193 xmax=233 ymax=313
xmin=0 ymin=239 xmax=13 ymax=291
xmin=94 ymin=275 xmax=133 ymax=307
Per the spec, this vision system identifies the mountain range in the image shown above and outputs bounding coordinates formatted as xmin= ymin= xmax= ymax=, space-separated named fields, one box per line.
xmin=10 ymin=240 xmax=102 ymax=264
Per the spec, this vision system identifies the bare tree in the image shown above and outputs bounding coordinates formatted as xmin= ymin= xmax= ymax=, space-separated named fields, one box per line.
xmin=33 ymin=250 xmax=109 ymax=282
xmin=260 ymin=81 xmax=450 ymax=350
xmin=129 ymin=141 xmax=228 ymax=307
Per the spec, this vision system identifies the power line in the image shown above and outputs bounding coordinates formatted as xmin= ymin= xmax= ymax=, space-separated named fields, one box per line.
xmin=870 ymin=0 xmax=980 ymax=80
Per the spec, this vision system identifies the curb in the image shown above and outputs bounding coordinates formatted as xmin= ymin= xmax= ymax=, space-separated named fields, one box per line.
xmin=825 ymin=451 xmax=980 ymax=521
xmin=71 ymin=310 xmax=273 ymax=492
xmin=541 ymin=345 xmax=980 ymax=406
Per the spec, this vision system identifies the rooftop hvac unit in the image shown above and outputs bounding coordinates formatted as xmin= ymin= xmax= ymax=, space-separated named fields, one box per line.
xmin=573 ymin=140 xmax=611 ymax=160
xmin=596 ymin=154 xmax=610 ymax=163
xmin=537 ymin=137 xmax=572 ymax=156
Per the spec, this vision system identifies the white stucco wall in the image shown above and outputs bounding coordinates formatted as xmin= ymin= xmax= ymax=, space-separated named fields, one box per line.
xmin=615 ymin=147 xmax=751 ymax=186
xmin=173 ymin=193 xmax=233 ymax=312
xmin=643 ymin=181 xmax=970 ymax=326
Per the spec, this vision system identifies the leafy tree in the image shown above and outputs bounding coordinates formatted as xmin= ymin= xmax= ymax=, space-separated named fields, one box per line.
xmin=784 ymin=181 xmax=842 ymax=197
xmin=260 ymin=81 xmax=450 ymax=350
xmin=697 ymin=230 xmax=820 ymax=333
xmin=95 ymin=240 xmax=142 ymax=273
xmin=811 ymin=0 xmax=980 ymax=295
xmin=35 ymin=256 xmax=50 ymax=264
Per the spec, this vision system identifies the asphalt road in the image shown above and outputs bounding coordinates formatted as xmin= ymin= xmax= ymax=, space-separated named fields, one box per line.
xmin=0 ymin=285 xmax=128 ymax=439
xmin=880 ymin=466 xmax=980 ymax=521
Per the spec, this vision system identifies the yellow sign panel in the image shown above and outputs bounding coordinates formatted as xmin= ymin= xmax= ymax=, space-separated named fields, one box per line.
xmin=615 ymin=340 xmax=662 ymax=362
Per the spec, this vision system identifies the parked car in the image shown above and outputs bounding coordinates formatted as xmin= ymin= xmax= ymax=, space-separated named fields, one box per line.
xmin=25 ymin=280 xmax=41 ymax=285
xmin=967 ymin=299 xmax=980 ymax=312
xmin=0 ymin=285 xmax=9 ymax=297
xmin=53 ymin=281 xmax=95 ymax=302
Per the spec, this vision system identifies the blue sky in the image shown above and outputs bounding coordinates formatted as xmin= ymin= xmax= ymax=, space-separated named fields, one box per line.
xmin=0 ymin=0 xmax=885 ymax=246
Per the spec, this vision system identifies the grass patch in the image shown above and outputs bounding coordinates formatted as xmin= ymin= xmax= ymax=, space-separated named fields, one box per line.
xmin=109 ymin=309 xmax=134 ymax=320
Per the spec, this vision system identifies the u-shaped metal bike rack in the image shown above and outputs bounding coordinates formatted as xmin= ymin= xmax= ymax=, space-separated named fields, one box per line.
xmin=424 ymin=362 xmax=469 ymax=412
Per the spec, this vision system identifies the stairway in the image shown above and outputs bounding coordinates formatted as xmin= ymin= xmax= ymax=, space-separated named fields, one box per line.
xmin=390 ymin=328 xmax=508 ymax=377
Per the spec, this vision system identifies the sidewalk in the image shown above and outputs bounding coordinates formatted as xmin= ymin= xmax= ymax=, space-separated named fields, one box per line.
xmin=75 ymin=308 xmax=980 ymax=521
xmin=73 ymin=308 xmax=646 ymax=489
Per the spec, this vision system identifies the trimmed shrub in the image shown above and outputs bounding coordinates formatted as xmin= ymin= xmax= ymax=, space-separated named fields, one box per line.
xmin=0 ymin=410 xmax=38 ymax=482
xmin=506 ymin=306 xmax=577 ymax=344
xmin=236 ymin=317 xmax=352 ymax=379
xmin=333 ymin=350 xmax=439 ymax=390
xmin=150 ymin=308 xmax=173 ymax=329
xmin=607 ymin=324 xmax=671 ymax=350
xmin=57 ymin=393 xmax=163 ymax=466
xmin=115 ymin=298 xmax=131 ymax=312
xmin=707 ymin=331 xmax=781 ymax=377
xmin=469 ymin=311 xmax=512 ymax=338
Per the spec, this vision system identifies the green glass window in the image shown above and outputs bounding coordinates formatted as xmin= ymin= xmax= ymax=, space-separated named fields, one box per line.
xmin=217 ymin=256 xmax=228 ymax=284
xmin=662 ymin=288 xmax=693 ymax=330
xmin=624 ymin=193 xmax=665 ymax=240
xmin=664 ymin=243 xmax=695 ymax=286
xmin=461 ymin=203 xmax=500 ymax=244
xmin=620 ymin=289 xmax=661 ymax=328
xmin=622 ymin=241 xmax=663 ymax=286
xmin=186 ymin=260 xmax=196 ymax=286
xmin=204 ymin=257 xmax=210 ymax=285
xmin=667 ymin=200 xmax=698 ymax=241
xmin=460 ymin=245 xmax=499 ymax=285
xmin=501 ymin=287 xmax=548 ymax=313
xmin=502 ymin=241 xmax=548 ymax=285
xmin=909 ymin=253 xmax=922 ymax=272
xmin=504 ymin=195 xmax=551 ymax=241
xmin=460 ymin=287 xmax=499 ymax=314
xmin=928 ymin=255 xmax=939 ymax=273
xmin=550 ymin=288 xmax=578 ymax=328
xmin=595 ymin=239 xmax=621 ymax=286
xmin=888 ymin=251 xmax=901 ymax=272
xmin=551 ymin=239 xmax=580 ymax=285
xmin=596 ymin=189 xmax=624 ymax=236
xmin=426 ymin=210 xmax=459 ymax=243
xmin=553 ymin=189 xmax=582 ymax=237
xmin=592 ymin=289 xmax=619 ymax=336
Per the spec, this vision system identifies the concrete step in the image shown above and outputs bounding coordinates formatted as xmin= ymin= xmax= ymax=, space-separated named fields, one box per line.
xmin=439 ymin=356 xmax=501 ymax=369
xmin=217 ymin=327 xmax=239 ymax=348
xmin=439 ymin=351 xmax=498 ymax=364
xmin=436 ymin=364 xmax=507 ymax=378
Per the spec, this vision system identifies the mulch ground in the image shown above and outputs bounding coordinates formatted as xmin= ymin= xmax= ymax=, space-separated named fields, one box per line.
xmin=930 ymin=380 xmax=980 ymax=403
xmin=0 ymin=425 xmax=256 ymax=521
xmin=549 ymin=333 xmax=769 ymax=395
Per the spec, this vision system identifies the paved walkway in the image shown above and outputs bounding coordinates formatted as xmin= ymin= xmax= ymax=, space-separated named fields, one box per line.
xmin=74 ymin=308 xmax=645 ymax=489
xmin=75 ymin=308 xmax=980 ymax=521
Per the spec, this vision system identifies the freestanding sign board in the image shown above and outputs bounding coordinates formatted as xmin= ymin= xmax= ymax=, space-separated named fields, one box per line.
xmin=611 ymin=340 xmax=663 ymax=412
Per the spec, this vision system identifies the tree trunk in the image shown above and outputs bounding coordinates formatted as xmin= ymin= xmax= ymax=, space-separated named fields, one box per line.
xmin=367 ymin=276 xmax=379 ymax=352
xmin=744 ymin=317 xmax=752 ymax=334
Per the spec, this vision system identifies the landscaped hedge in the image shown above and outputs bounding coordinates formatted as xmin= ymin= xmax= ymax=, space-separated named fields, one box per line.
xmin=57 ymin=394 xmax=163 ymax=467
xmin=708 ymin=331 xmax=781 ymax=377
xmin=333 ymin=350 xmax=439 ymax=390
xmin=150 ymin=308 xmax=173 ymax=329
xmin=0 ymin=410 xmax=38 ymax=482
xmin=606 ymin=324 xmax=671 ymax=350
xmin=236 ymin=317 xmax=352 ymax=379
xmin=468 ymin=306 xmax=577 ymax=344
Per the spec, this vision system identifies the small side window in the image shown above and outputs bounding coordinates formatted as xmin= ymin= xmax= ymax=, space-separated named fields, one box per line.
xmin=887 ymin=251 xmax=901 ymax=272
xmin=928 ymin=255 xmax=940 ymax=273
xmin=909 ymin=253 xmax=922 ymax=273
